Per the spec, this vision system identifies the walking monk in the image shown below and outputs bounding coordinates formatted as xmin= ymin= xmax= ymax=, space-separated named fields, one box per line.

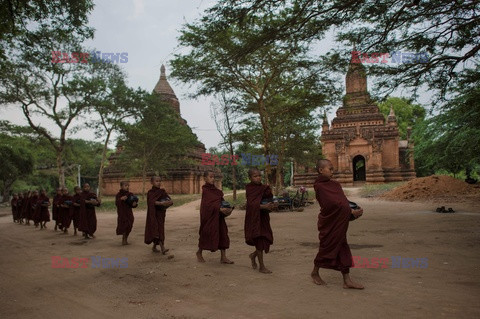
xmin=145 ymin=176 xmax=173 ymax=254
xmin=115 ymin=181 xmax=137 ymax=245
xmin=196 ymin=170 xmax=234 ymax=264
xmin=311 ymin=159 xmax=364 ymax=289
xmin=245 ymin=168 xmax=276 ymax=274
xmin=71 ymin=186 xmax=82 ymax=235
xmin=29 ymin=190 xmax=39 ymax=227
xmin=11 ymin=193 xmax=18 ymax=223
xmin=59 ymin=188 xmax=73 ymax=234
xmin=79 ymin=183 xmax=100 ymax=239
xmin=52 ymin=188 xmax=62 ymax=231
xmin=16 ymin=193 xmax=24 ymax=224
xmin=36 ymin=189 xmax=50 ymax=229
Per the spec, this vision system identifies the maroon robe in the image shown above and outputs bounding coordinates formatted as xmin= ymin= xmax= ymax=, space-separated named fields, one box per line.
xmin=115 ymin=189 xmax=135 ymax=236
xmin=16 ymin=196 xmax=23 ymax=220
xmin=72 ymin=193 xmax=81 ymax=229
xmin=52 ymin=194 xmax=62 ymax=224
xmin=198 ymin=183 xmax=230 ymax=251
xmin=58 ymin=195 xmax=73 ymax=229
xmin=21 ymin=196 xmax=30 ymax=219
xmin=144 ymin=187 xmax=170 ymax=245
xmin=78 ymin=191 xmax=98 ymax=236
xmin=28 ymin=195 xmax=38 ymax=221
xmin=35 ymin=195 xmax=51 ymax=222
xmin=245 ymin=182 xmax=274 ymax=253
xmin=11 ymin=198 xmax=18 ymax=222
xmin=313 ymin=175 xmax=353 ymax=274
xmin=32 ymin=197 xmax=42 ymax=224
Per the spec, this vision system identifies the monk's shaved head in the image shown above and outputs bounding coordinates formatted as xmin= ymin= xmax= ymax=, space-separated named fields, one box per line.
xmin=248 ymin=168 xmax=261 ymax=178
xmin=120 ymin=181 xmax=129 ymax=187
xmin=203 ymin=170 xmax=214 ymax=178
xmin=316 ymin=159 xmax=331 ymax=171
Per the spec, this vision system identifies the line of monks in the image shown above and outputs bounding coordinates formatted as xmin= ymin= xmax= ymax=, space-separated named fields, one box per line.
xmin=9 ymin=159 xmax=365 ymax=289
xmin=10 ymin=183 xmax=100 ymax=239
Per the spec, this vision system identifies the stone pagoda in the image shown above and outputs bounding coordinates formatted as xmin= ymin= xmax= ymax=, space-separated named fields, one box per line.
xmin=101 ymin=65 xmax=221 ymax=195
xmin=293 ymin=57 xmax=416 ymax=186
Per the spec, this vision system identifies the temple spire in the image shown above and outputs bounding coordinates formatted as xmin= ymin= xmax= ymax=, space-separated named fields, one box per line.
xmin=153 ymin=64 xmax=177 ymax=99
xmin=387 ymin=104 xmax=397 ymax=126
xmin=153 ymin=64 xmax=181 ymax=116
xmin=322 ymin=109 xmax=329 ymax=132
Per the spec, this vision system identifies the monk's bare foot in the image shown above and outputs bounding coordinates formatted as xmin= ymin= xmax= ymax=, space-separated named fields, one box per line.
xmin=152 ymin=247 xmax=161 ymax=253
xmin=196 ymin=251 xmax=206 ymax=263
xmin=249 ymin=253 xmax=257 ymax=269
xmin=311 ymin=273 xmax=327 ymax=285
xmin=259 ymin=267 xmax=272 ymax=274
xmin=221 ymin=258 xmax=234 ymax=264
xmin=343 ymin=280 xmax=364 ymax=289
xmin=161 ymin=248 xmax=169 ymax=255
xmin=122 ymin=241 xmax=128 ymax=246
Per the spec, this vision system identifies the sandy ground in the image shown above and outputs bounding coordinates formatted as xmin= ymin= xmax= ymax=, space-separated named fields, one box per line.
xmin=1 ymin=188 xmax=479 ymax=319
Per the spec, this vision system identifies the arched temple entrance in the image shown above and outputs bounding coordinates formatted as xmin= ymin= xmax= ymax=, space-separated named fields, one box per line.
xmin=353 ymin=155 xmax=366 ymax=182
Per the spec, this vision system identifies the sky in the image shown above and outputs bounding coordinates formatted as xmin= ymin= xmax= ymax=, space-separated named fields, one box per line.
xmin=1 ymin=0 xmax=432 ymax=149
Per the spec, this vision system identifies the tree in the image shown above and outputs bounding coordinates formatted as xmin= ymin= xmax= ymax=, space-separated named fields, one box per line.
xmin=201 ymin=0 xmax=480 ymax=102
xmin=118 ymin=92 xmax=199 ymax=196
xmin=0 ymin=144 xmax=34 ymax=202
xmin=378 ymin=97 xmax=426 ymax=139
xmin=211 ymin=94 xmax=242 ymax=199
xmin=413 ymin=76 xmax=480 ymax=177
xmin=0 ymin=121 xmax=105 ymax=193
xmin=0 ymin=8 xmax=108 ymax=187
xmin=0 ymin=0 xmax=94 ymax=58
xmin=171 ymin=14 xmax=337 ymax=183
xmin=87 ymin=63 xmax=138 ymax=197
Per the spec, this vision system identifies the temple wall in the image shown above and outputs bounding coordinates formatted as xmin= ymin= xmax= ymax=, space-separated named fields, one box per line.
xmin=382 ymin=139 xmax=399 ymax=168
xmin=102 ymin=172 xmax=222 ymax=196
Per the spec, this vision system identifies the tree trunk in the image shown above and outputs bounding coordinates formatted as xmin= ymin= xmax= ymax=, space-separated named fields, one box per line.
xmin=56 ymin=149 xmax=65 ymax=187
xmin=97 ymin=129 xmax=112 ymax=198
xmin=257 ymin=99 xmax=271 ymax=184
xmin=275 ymin=154 xmax=285 ymax=196
xmin=141 ymin=159 xmax=147 ymax=199
xmin=1 ymin=180 xmax=13 ymax=203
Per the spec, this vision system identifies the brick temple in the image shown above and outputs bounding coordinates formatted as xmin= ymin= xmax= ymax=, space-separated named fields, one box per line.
xmin=101 ymin=65 xmax=221 ymax=195
xmin=294 ymin=57 xmax=416 ymax=186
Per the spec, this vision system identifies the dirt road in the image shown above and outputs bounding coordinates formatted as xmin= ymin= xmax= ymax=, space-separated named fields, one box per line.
xmin=0 ymin=190 xmax=479 ymax=318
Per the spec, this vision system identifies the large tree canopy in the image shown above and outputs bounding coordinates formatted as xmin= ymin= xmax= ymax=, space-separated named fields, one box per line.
xmin=201 ymin=0 xmax=480 ymax=102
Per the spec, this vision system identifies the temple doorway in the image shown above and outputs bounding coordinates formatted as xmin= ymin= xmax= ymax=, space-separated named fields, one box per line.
xmin=353 ymin=155 xmax=366 ymax=181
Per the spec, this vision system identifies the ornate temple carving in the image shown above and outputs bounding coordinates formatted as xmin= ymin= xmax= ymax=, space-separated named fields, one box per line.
xmin=294 ymin=53 xmax=416 ymax=186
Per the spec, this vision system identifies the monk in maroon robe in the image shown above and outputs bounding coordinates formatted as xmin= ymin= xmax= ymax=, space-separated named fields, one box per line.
xmin=36 ymin=189 xmax=50 ymax=229
xmin=196 ymin=171 xmax=234 ymax=264
xmin=245 ymin=168 xmax=276 ymax=274
xmin=58 ymin=188 xmax=73 ymax=233
xmin=11 ymin=193 xmax=18 ymax=223
xmin=78 ymin=183 xmax=100 ymax=239
xmin=52 ymin=188 xmax=62 ymax=231
xmin=145 ymin=176 xmax=173 ymax=254
xmin=115 ymin=181 xmax=137 ymax=245
xmin=29 ymin=191 xmax=39 ymax=227
xmin=311 ymin=159 xmax=364 ymax=289
xmin=21 ymin=191 xmax=30 ymax=224
xmin=71 ymin=186 xmax=82 ymax=235
xmin=16 ymin=193 xmax=24 ymax=224
xmin=32 ymin=191 xmax=42 ymax=226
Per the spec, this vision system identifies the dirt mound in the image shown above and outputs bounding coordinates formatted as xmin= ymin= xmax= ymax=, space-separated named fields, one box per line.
xmin=381 ymin=175 xmax=480 ymax=202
